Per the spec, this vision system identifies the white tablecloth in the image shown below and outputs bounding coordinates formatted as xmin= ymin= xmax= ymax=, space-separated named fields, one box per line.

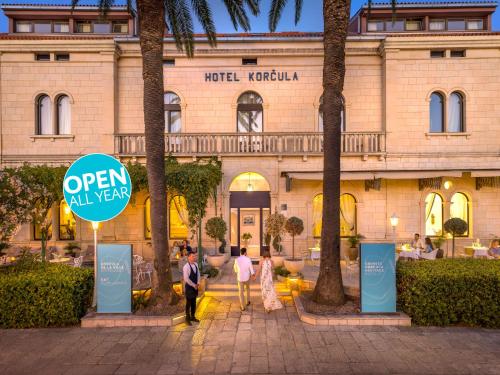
xmin=399 ymin=250 xmax=420 ymax=260
xmin=310 ymin=249 xmax=321 ymax=260
xmin=49 ymin=257 xmax=71 ymax=263
xmin=473 ymin=247 xmax=489 ymax=258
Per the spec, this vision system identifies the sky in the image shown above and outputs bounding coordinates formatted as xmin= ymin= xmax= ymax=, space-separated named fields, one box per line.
xmin=0 ymin=0 xmax=499 ymax=33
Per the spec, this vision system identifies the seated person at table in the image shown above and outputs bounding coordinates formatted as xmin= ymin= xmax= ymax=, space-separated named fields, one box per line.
xmin=179 ymin=239 xmax=192 ymax=257
xmin=488 ymin=240 xmax=500 ymax=258
xmin=424 ymin=237 xmax=434 ymax=253
xmin=410 ymin=233 xmax=425 ymax=250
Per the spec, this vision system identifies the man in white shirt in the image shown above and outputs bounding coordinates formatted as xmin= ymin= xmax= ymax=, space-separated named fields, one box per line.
xmin=183 ymin=251 xmax=200 ymax=325
xmin=234 ymin=247 xmax=255 ymax=311
xmin=411 ymin=233 xmax=425 ymax=250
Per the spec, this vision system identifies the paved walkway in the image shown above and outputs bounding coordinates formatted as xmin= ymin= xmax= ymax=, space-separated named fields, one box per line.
xmin=1 ymin=261 xmax=500 ymax=374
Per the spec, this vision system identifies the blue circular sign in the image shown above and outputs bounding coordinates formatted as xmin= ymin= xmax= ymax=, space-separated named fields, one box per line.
xmin=63 ymin=153 xmax=132 ymax=222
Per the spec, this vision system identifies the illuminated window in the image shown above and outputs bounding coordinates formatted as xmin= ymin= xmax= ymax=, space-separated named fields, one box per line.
xmin=312 ymin=193 xmax=356 ymax=238
xmin=450 ymin=192 xmax=469 ymax=236
xmin=169 ymin=196 xmax=189 ymax=239
xmin=144 ymin=198 xmax=151 ymax=239
xmin=319 ymin=95 xmax=345 ymax=132
xmin=59 ymin=200 xmax=76 ymax=240
xmin=34 ymin=210 xmax=52 ymax=241
xmin=425 ymin=192 xmax=443 ymax=236
xmin=237 ymin=91 xmax=263 ymax=133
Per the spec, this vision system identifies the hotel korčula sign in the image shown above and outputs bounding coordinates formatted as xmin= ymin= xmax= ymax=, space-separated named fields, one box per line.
xmin=63 ymin=153 xmax=132 ymax=222
xmin=204 ymin=70 xmax=299 ymax=82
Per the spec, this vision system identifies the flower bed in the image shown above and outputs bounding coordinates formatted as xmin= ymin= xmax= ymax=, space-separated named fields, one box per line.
xmin=397 ymin=259 xmax=500 ymax=327
xmin=0 ymin=263 xmax=93 ymax=328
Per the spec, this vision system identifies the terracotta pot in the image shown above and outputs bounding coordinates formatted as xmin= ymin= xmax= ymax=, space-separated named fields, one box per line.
xmin=272 ymin=254 xmax=285 ymax=268
xmin=207 ymin=255 xmax=225 ymax=269
xmin=348 ymin=247 xmax=359 ymax=261
xmin=284 ymin=258 xmax=305 ymax=275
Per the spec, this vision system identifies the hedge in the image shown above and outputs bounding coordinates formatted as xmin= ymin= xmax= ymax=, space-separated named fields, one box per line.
xmin=0 ymin=264 xmax=93 ymax=328
xmin=397 ymin=259 xmax=500 ymax=327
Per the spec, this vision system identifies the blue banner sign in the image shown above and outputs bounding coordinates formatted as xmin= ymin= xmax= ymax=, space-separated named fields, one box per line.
xmin=360 ymin=243 xmax=396 ymax=313
xmin=63 ymin=153 xmax=132 ymax=222
xmin=97 ymin=244 xmax=132 ymax=313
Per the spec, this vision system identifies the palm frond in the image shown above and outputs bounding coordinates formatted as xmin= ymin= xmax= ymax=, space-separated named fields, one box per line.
xmin=98 ymin=0 xmax=114 ymax=18
xmin=244 ymin=0 xmax=260 ymax=17
xmin=268 ymin=0 xmax=287 ymax=32
xmin=222 ymin=0 xmax=251 ymax=31
xmin=191 ymin=0 xmax=217 ymax=47
xmin=294 ymin=0 xmax=303 ymax=25
xmin=165 ymin=0 xmax=195 ymax=57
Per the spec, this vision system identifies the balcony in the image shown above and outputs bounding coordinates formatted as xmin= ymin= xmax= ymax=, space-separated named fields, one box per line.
xmin=114 ymin=132 xmax=385 ymax=157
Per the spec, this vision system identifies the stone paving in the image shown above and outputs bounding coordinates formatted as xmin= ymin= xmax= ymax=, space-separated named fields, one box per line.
xmin=1 ymin=295 xmax=500 ymax=375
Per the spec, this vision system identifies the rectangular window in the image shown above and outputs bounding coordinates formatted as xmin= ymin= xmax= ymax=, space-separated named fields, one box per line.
xmin=450 ymin=50 xmax=465 ymax=58
xmin=447 ymin=19 xmax=466 ymax=31
xmin=385 ymin=19 xmax=404 ymax=32
xmin=367 ymin=20 xmax=384 ymax=32
xmin=467 ymin=19 xmax=483 ymax=30
xmin=429 ymin=19 xmax=445 ymax=31
xmin=34 ymin=22 xmax=51 ymax=33
xmin=93 ymin=22 xmax=111 ymax=33
xmin=76 ymin=22 xmax=92 ymax=33
xmin=16 ymin=21 xmax=32 ymax=33
xmin=163 ymin=59 xmax=175 ymax=66
xmin=405 ymin=20 xmax=422 ymax=31
xmin=35 ymin=53 xmax=51 ymax=61
xmin=55 ymin=53 xmax=70 ymax=61
xmin=242 ymin=58 xmax=258 ymax=65
xmin=430 ymin=50 xmax=445 ymax=58
xmin=112 ymin=21 xmax=128 ymax=33
xmin=54 ymin=22 xmax=69 ymax=33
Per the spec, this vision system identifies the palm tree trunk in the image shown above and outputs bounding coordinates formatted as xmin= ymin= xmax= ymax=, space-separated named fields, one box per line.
xmin=312 ymin=0 xmax=350 ymax=305
xmin=137 ymin=0 xmax=177 ymax=305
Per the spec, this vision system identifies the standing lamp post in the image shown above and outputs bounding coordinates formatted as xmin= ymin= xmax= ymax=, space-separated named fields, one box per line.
xmin=91 ymin=221 xmax=99 ymax=307
xmin=390 ymin=213 xmax=399 ymax=245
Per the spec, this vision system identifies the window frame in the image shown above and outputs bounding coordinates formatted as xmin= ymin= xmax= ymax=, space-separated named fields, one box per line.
xmin=33 ymin=210 xmax=53 ymax=241
xmin=447 ymin=91 xmax=465 ymax=133
xmin=111 ymin=21 xmax=129 ymax=33
xmin=429 ymin=92 xmax=445 ymax=133
xmin=424 ymin=192 xmax=444 ymax=237
xmin=450 ymin=192 xmax=469 ymax=237
xmin=169 ymin=195 xmax=189 ymax=240
xmin=59 ymin=200 xmax=76 ymax=240
xmin=312 ymin=193 xmax=357 ymax=239
xmin=447 ymin=18 xmax=466 ymax=31
xmin=35 ymin=94 xmax=53 ymax=135
xmin=56 ymin=95 xmax=71 ymax=135
xmin=236 ymin=91 xmax=264 ymax=133
xmin=429 ymin=19 xmax=446 ymax=31
xmin=164 ymin=91 xmax=182 ymax=133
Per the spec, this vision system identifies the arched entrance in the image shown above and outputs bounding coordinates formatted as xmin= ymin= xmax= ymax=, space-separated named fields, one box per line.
xmin=229 ymin=172 xmax=271 ymax=258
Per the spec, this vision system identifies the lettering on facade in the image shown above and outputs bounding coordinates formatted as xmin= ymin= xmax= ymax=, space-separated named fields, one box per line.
xmin=204 ymin=70 xmax=299 ymax=82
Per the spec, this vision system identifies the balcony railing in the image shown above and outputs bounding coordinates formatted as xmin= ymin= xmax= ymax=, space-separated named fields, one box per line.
xmin=115 ymin=132 xmax=385 ymax=156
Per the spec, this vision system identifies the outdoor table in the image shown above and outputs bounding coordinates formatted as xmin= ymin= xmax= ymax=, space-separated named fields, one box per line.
xmin=473 ymin=247 xmax=489 ymax=258
xmin=399 ymin=248 xmax=420 ymax=260
xmin=49 ymin=257 xmax=72 ymax=263
xmin=309 ymin=248 xmax=321 ymax=260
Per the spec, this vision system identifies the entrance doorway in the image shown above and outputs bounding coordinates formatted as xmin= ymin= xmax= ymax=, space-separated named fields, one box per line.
xmin=229 ymin=173 xmax=271 ymax=257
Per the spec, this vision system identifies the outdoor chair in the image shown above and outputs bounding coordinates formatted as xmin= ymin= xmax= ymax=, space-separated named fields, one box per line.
xmin=72 ymin=256 xmax=84 ymax=268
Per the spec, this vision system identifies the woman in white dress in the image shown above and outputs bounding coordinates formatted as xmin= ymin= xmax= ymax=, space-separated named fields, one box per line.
xmin=258 ymin=251 xmax=283 ymax=313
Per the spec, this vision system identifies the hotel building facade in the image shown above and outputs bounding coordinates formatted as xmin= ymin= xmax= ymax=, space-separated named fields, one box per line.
xmin=1 ymin=2 xmax=499 ymax=259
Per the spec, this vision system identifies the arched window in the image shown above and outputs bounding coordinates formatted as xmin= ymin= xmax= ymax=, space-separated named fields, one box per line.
xmin=59 ymin=199 xmax=76 ymax=240
xmin=448 ymin=92 xmax=464 ymax=132
xmin=312 ymin=193 xmax=356 ymax=238
xmin=36 ymin=94 xmax=52 ymax=135
xmin=319 ymin=95 xmax=345 ymax=132
xmin=144 ymin=198 xmax=151 ymax=239
xmin=429 ymin=92 xmax=444 ymax=133
xmin=237 ymin=91 xmax=263 ymax=132
xmin=229 ymin=172 xmax=270 ymax=192
xmin=425 ymin=192 xmax=443 ymax=236
xmin=164 ymin=91 xmax=181 ymax=133
xmin=56 ymin=95 xmax=71 ymax=135
xmin=450 ymin=192 xmax=469 ymax=236
xmin=169 ymin=196 xmax=189 ymax=239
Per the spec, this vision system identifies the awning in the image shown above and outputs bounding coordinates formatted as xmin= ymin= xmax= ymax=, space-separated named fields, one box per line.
xmin=470 ymin=170 xmax=500 ymax=177
xmin=284 ymin=170 xmax=464 ymax=181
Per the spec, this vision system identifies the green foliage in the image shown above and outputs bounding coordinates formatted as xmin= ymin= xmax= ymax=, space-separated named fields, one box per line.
xmin=285 ymin=216 xmax=304 ymax=259
xmin=132 ymin=290 xmax=151 ymax=312
xmin=0 ymin=264 xmax=93 ymax=328
xmin=274 ymin=265 xmax=290 ymax=277
xmin=272 ymin=235 xmax=283 ymax=254
xmin=242 ymin=232 xmax=252 ymax=241
xmin=205 ymin=217 xmax=227 ymax=253
xmin=13 ymin=247 xmax=41 ymax=272
xmin=444 ymin=218 xmax=468 ymax=236
xmin=265 ymin=209 xmax=286 ymax=254
xmin=397 ymin=259 xmax=500 ymax=327
xmin=126 ymin=161 xmax=149 ymax=194
xmin=347 ymin=233 xmax=365 ymax=248
xmin=432 ymin=235 xmax=446 ymax=249
xmin=202 ymin=266 xmax=219 ymax=278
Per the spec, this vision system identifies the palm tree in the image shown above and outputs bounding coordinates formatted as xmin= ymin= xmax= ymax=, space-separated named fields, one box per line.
xmin=75 ymin=0 xmax=259 ymax=307
xmin=269 ymin=0 xmax=348 ymax=305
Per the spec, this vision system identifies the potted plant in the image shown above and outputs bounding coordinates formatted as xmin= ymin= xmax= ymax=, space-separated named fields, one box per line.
xmin=444 ymin=218 xmax=468 ymax=258
xmin=283 ymin=216 xmax=305 ymax=275
xmin=63 ymin=242 xmax=80 ymax=258
xmin=432 ymin=235 xmax=446 ymax=258
xmin=205 ymin=217 xmax=227 ymax=268
xmin=265 ymin=209 xmax=286 ymax=267
xmin=241 ymin=232 xmax=252 ymax=249
xmin=346 ymin=233 xmax=364 ymax=261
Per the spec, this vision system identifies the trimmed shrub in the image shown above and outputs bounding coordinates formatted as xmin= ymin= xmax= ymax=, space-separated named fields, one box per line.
xmin=397 ymin=259 xmax=500 ymax=327
xmin=0 ymin=264 xmax=93 ymax=328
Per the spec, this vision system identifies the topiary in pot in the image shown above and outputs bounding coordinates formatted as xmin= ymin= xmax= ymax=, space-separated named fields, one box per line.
xmin=285 ymin=216 xmax=304 ymax=260
xmin=205 ymin=216 xmax=227 ymax=254
xmin=444 ymin=218 xmax=468 ymax=258
xmin=265 ymin=209 xmax=286 ymax=255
